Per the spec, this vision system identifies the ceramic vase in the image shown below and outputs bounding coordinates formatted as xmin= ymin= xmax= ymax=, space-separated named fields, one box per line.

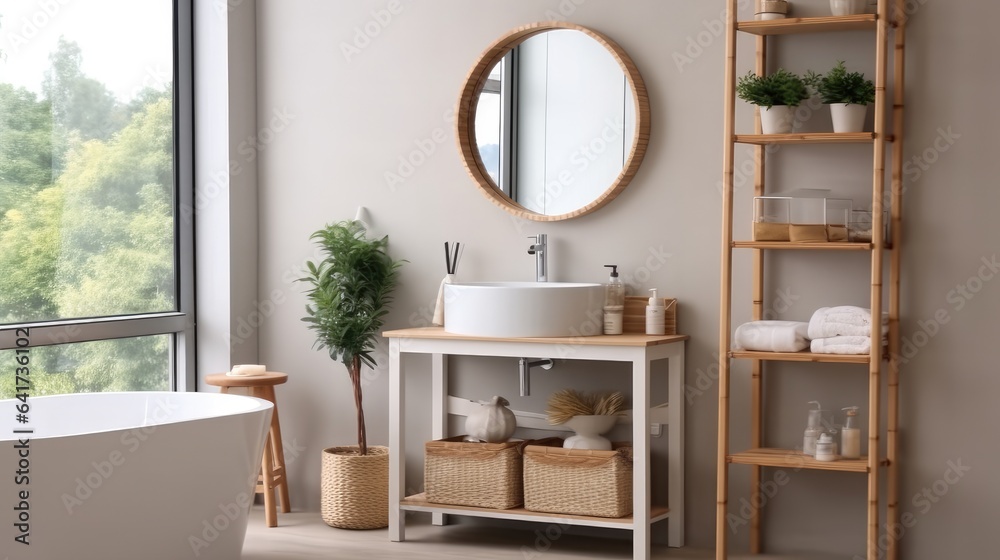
xmin=465 ymin=396 xmax=517 ymax=443
xmin=563 ymin=415 xmax=618 ymax=450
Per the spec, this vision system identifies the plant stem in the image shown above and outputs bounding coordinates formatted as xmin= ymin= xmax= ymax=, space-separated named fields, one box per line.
xmin=351 ymin=355 xmax=368 ymax=456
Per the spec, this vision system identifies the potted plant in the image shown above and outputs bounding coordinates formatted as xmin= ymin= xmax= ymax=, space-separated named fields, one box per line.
xmin=299 ymin=220 xmax=403 ymax=530
xmin=806 ymin=61 xmax=875 ymax=133
xmin=736 ymin=68 xmax=810 ymax=134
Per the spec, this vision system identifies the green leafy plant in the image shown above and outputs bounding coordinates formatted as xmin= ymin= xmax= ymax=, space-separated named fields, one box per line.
xmin=300 ymin=220 xmax=403 ymax=456
xmin=805 ymin=61 xmax=875 ymax=105
xmin=736 ymin=69 xmax=810 ymax=108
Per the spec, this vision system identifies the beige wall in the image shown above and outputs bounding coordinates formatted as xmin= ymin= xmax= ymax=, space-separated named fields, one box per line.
xmin=249 ymin=0 xmax=998 ymax=556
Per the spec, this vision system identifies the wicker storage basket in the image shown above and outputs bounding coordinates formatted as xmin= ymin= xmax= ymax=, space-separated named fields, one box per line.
xmin=523 ymin=443 xmax=633 ymax=518
xmin=424 ymin=436 xmax=526 ymax=509
xmin=321 ymin=445 xmax=389 ymax=529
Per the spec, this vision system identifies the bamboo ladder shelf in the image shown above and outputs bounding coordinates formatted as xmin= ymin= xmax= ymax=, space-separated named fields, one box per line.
xmin=716 ymin=2 xmax=906 ymax=560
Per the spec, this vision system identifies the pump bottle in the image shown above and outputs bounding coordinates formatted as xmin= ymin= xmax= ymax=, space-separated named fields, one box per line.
xmin=646 ymin=288 xmax=666 ymax=335
xmin=603 ymin=265 xmax=624 ymax=335
xmin=841 ymin=406 xmax=862 ymax=459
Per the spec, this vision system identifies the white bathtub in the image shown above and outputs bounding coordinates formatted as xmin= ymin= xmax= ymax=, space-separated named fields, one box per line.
xmin=0 ymin=391 xmax=272 ymax=560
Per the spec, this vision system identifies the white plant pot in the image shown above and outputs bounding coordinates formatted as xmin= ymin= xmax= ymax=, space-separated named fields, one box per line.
xmin=563 ymin=415 xmax=618 ymax=451
xmin=830 ymin=103 xmax=868 ymax=133
xmin=759 ymin=105 xmax=794 ymax=134
xmin=830 ymin=0 xmax=867 ymax=16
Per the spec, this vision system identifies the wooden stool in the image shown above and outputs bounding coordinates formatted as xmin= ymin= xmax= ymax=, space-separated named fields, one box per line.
xmin=206 ymin=372 xmax=291 ymax=527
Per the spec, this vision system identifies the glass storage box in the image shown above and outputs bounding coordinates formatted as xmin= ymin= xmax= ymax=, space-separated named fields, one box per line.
xmin=753 ymin=190 xmax=852 ymax=242
xmin=848 ymin=210 xmax=891 ymax=243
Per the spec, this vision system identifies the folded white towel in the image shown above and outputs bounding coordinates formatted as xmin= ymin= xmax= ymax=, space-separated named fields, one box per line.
xmin=808 ymin=307 xmax=887 ymax=339
xmin=810 ymin=336 xmax=871 ymax=355
xmin=734 ymin=321 xmax=810 ymax=352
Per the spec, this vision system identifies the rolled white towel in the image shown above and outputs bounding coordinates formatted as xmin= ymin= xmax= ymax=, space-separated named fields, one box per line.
xmin=734 ymin=321 xmax=810 ymax=352
xmin=808 ymin=307 xmax=887 ymax=339
xmin=810 ymin=336 xmax=871 ymax=355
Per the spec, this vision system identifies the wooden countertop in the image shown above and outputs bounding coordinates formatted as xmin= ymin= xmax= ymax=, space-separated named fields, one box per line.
xmin=382 ymin=327 xmax=688 ymax=347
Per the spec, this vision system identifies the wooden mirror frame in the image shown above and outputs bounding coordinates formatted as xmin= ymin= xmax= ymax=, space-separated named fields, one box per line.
xmin=456 ymin=22 xmax=650 ymax=222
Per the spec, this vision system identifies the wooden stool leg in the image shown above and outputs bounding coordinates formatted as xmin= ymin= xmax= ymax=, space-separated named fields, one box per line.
xmin=263 ymin=386 xmax=291 ymax=513
xmin=250 ymin=386 xmax=278 ymax=528
xmin=260 ymin=435 xmax=278 ymax=527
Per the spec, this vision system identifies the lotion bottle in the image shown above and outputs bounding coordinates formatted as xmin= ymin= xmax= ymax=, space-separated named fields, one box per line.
xmin=645 ymin=288 xmax=666 ymax=335
xmin=841 ymin=406 xmax=862 ymax=459
xmin=603 ymin=265 xmax=624 ymax=335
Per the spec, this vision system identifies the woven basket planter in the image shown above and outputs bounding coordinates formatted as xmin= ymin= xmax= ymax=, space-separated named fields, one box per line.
xmin=321 ymin=445 xmax=389 ymax=529
xmin=523 ymin=443 xmax=633 ymax=518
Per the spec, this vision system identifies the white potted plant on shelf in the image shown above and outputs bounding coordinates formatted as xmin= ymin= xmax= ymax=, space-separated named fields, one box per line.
xmin=806 ymin=61 xmax=876 ymax=133
xmin=299 ymin=220 xmax=403 ymax=530
xmin=736 ymin=69 xmax=810 ymax=134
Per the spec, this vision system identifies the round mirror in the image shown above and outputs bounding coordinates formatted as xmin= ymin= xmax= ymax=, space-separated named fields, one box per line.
xmin=457 ymin=22 xmax=650 ymax=221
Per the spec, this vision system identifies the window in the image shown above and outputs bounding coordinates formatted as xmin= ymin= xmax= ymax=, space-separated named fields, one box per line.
xmin=0 ymin=1 xmax=194 ymax=396
xmin=476 ymin=52 xmax=516 ymax=196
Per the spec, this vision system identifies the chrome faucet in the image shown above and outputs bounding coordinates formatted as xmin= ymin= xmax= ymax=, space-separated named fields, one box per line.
xmin=527 ymin=234 xmax=547 ymax=282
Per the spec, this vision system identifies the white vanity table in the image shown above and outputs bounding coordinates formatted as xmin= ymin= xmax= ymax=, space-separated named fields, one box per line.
xmin=384 ymin=327 xmax=688 ymax=559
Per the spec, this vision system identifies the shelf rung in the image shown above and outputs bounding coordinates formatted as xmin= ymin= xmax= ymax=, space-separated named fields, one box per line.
xmin=729 ymin=448 xmax=870 ymax=473
xmin=730 ymin=350 xmax=870 ymax=364
xmin=399 ymin=493 xmax=670 ymax=529
xmin=735 ymin=132 xmax=876 ymax=145
xmin=736 ymin=14 xmax=878 ymax=36
xmin=733 ymin=241 xmax=874 ymax=251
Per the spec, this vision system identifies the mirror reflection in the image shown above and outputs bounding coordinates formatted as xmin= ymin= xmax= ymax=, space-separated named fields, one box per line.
xmin=472 ymin=30 xmax=638 ymax=216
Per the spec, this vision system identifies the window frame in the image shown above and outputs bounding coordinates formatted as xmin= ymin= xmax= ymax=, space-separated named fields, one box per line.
xmin=0 ymin=0 xmax=196 ymax=392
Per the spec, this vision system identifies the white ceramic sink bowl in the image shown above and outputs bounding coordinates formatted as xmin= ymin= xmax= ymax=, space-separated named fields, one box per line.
xmin=444 ymin=281 xmax=604 ymax=338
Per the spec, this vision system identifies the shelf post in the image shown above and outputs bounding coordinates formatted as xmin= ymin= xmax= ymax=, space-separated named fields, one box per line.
xmin=866 ymin=1 xmax=892 ymax=558
xmin=389 ymin=338 xmax=405 ymax=542
xmin=667 ymin=343 xmax=686 ymax=547
xmin=749 ymin=27 xmax=768 ymax=556
xmin=431 ymin=353 xmax=449 ymax=526
xmin=887 ymin=0 xmax=907 ymax=558
xmin=632 ymin=353 xmax=652 ymax=560
xmin=716 ymin=1 xmax=739 ymax=558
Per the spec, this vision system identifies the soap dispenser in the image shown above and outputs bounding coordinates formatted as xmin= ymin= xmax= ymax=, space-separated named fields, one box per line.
xmin=645 ymin=288 xmax=666 ymax=335
xmin=803 ymin=401 xmax=824 ymax=456
xmin=603 ymin=265 xmax=624 ymax=335
xmin=841 ymin=406 xmax=862 ymax=459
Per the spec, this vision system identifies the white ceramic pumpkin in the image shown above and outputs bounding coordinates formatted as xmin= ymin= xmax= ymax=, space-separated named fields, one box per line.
xmin=465 ymin=396 xmax=517 ymax=443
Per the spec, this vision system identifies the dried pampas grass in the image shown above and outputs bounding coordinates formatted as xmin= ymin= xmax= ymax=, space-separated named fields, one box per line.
xmin=546 ymin=389 xmax=625 ymax=425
